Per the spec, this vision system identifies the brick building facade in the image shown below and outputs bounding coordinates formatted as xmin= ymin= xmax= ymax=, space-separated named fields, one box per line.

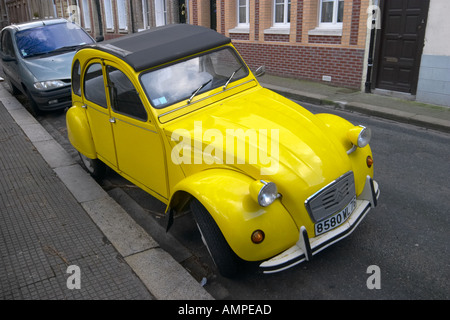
xmin=3 ymin=1 xmax=448 ymax=106
xmin=200 ymin=0 xmax=371 ymax=89
xmin=3 ymin=0 xmax=185 ymax=40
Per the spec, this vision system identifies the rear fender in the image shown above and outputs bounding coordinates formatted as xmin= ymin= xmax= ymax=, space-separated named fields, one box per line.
xmin=167 ymin=169 xmax=299 ymax=261
xmin=66 ymin=105 xmax=96 ymax=158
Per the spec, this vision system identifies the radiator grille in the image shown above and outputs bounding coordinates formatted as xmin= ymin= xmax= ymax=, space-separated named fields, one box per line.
xmin=305 ymin=172 xmax=356 ymax=223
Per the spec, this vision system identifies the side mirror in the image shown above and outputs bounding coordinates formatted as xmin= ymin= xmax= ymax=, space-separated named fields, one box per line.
xmin=95 ymin=35 xmax=104 ymax=42
xmin=2 ymin=55 xmax=16 ymax=62
xmin=255 ymin=65 xmax=266 ymax=77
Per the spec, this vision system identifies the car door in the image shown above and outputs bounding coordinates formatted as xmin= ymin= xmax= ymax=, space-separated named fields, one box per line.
xmin=0 ymin=29 xmax=20 ymax=89
xmin=105 ymin=62 xmax=168 ymax=199
xmin=82 ymin=60 xmax=118 ymax=168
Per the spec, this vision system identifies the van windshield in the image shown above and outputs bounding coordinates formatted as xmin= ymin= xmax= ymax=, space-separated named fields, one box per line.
xmin=15 ymin=22 xmax=94 ymax=58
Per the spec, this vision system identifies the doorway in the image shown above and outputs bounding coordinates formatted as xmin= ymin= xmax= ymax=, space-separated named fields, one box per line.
xmin=375 ymin=0 xmax=429 ymax=94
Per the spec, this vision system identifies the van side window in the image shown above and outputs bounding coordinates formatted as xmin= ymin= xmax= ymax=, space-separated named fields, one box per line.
xmin=107 ymin=66 xmax=148 ymax=121
xmin=84 ymin=63 xmax=107 ymax=108
xmin=1 ymin=31 xmax=15 ymax=57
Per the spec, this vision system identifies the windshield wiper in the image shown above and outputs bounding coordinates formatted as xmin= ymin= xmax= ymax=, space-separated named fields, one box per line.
xmin=23 ymin=45 xmax=80 ymax=58
xmin=223 ymin=66 xmax=243 ymax=90
xmin=50 ymin=45 xmax=80 ymax=54
xmin=187 ymin=79 xmax=212 ymax=104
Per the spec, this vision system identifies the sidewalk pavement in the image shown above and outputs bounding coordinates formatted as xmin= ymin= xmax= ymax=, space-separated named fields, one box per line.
xmin=1 ymin=73 xmax=449 ymax=301
xmin=259 ymin=74 xmax=450 ymax=134
xmin=0 ymin=83 xmax=213 ymax=300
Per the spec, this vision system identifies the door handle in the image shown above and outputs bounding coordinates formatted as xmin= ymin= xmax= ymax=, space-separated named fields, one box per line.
xmin=109 ymin=117 xmax=116 ymax=123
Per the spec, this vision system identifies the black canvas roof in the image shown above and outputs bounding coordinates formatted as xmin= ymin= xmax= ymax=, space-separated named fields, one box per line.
xmin=90 ymin=24 xmax=231 ymax=72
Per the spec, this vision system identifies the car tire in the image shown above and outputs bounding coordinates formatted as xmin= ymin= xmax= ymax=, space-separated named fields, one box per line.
xmin=79 ymin=152 xmax=106 ymax=180
xmin=190 ymin=198 xmax=241 ymax=278
xmin=25 ymin=89 xmax=41 ymax=117
xmin=5 ymin=76 xmax=21 ymax=96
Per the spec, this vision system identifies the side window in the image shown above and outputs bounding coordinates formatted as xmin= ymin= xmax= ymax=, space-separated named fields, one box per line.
xmin=1 ymin=31 xmax=15 ymax=57
xmin=84 ymin=63 xmax=107 ymax=108
xmin=107 ymin=66 xmax=147 ymax=121
xmin=72 ymin=60 xmax=81 ymax=96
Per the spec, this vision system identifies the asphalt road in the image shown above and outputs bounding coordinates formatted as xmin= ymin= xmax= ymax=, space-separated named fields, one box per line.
xmin=32 ymin=97 xmax=450 ymax=300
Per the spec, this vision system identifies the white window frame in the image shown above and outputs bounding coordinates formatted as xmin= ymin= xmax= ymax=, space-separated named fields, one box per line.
xmin=318 ymin=0 xmax=344 ymax=29
xmin=104 ymin=0 xmax=114 ymax=30
xmin=237 ymin=0 xmax=249 ymax=28
xmin=81 ymin=0 xmax=91 ymax=30
xmin=273 ymin=0 xmax=291 ymax=27
xmin=116 ymin=0 xmax=128 ymax=31
xmin=155 ymin=0 xmax=167 ymax=27
xmin=140 ymin=0 xmax=150 ymax=31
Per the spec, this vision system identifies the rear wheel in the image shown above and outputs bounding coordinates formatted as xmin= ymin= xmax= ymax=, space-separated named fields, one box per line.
xmin=190 ymin=199 xmax=241 ymax=278
xmin=79 ymin=152 xmax=106 ymax=180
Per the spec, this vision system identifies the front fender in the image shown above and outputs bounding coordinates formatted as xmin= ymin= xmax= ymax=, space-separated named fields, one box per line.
xmin=316 ymin=113 xmax=374 ymax=196
xmin=169 ymin=169 xmax=299 ymax=261
xmin=66 ymin=105 xmax=96 ymax=158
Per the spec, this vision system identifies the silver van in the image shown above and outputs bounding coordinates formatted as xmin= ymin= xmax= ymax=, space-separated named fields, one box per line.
xmin=0 ymin=18 xmax=95 ymax=115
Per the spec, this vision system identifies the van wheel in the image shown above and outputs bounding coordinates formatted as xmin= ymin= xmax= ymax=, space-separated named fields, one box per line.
xmin=79 ymin=152 xmax=106 ymax=180
xmin=5 ymin=77 xmax=20 ymax=95
xmin=190 ymin=199 xmax=241 ymax=278
xmin=25 ymin=88 xmax=40 ymax=117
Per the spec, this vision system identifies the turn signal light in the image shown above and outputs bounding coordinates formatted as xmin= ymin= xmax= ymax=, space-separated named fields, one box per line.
xmin=251 ymin=230 xmax=265 ymax=244
xmin=367 ymin=155 xmax=373 ymax=168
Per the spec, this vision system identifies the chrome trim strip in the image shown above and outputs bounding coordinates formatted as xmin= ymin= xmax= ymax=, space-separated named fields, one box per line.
xmin=115 ymin=117 xmax=158 ymax=134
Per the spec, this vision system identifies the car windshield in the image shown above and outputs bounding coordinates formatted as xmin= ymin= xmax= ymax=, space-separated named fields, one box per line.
xmin=15 ymin=22 xmax=94 ymax=58
xmin=140 ymin=47 xmax=249 ymax=109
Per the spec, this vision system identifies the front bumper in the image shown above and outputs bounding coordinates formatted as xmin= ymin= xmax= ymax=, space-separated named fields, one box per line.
xmin=260 ymin=176 xmax=380 ymax=274
xmin=29 ymin=85 xmax=72 ymax=111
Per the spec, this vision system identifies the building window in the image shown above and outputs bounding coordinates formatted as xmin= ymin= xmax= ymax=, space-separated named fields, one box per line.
xmin=238 ymin=0 xmax=249 ymax=27
xmin=319 ymin=0 xmax=344 ymax=28
xmin=81 ymin=0 xmax=91 ymax=30
xmin=104 ymin=0 xmax=114 ymax=30
xmin=116 ymin=0 xmax=128 ymax=30
xmin=136 ymin=0 xmax=151 ymax=31
xmin=274 ymin=0 xmax=291 ymax=27
xmin=155 ymin=0 xmax=166 ymax=26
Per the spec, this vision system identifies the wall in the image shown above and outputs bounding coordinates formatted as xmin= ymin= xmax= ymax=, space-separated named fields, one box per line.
xmin=416 ymin=0 xmax=450 ymax=107
xmin=214 ymin=0 xmax=370 ymax=89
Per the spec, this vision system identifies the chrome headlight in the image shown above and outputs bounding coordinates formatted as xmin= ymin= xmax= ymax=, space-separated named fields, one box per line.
xmin=250 ymin=180 xmax=280 ymax=207
xmin=34 ymin=80 xmax=66 ymax=90
xmin=348 ymin=125 xmax=371 ymax=148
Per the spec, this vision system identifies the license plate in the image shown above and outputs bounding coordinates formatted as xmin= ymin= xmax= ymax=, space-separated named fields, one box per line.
xmin=315 ymin=196 xmax=357 ymax=236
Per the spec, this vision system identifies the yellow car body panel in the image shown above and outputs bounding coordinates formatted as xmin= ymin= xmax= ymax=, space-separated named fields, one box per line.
xmin=66 ymin=25 xmax=379 ymax=274
xmin=171 ymin=169 xmax=300 ymax=261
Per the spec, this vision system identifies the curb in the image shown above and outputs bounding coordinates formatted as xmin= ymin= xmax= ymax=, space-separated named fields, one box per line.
xmin=0 ymin=84 xmax=213 ymax=300
xmin=261 ymin=82 xmax=450 ymax=134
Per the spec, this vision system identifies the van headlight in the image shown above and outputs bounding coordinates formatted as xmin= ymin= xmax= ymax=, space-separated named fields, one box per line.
xmin=34 ymin=80 xmax=66 ymax=90
xmin=250 ymin=180 xmax=280 ymax=207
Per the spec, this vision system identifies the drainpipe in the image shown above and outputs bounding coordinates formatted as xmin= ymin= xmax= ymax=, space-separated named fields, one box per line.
xmin=365 ymin=0 xmax=379 ymax=93
xmin=129 ymin=0 xmax=135 ymax=33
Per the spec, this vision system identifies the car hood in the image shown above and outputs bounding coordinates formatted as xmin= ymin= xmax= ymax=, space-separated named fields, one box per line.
xmin=164 ymin=87 xmax=353 ymax=222
xmin=21 ymin=51 xmax=75 ymax=81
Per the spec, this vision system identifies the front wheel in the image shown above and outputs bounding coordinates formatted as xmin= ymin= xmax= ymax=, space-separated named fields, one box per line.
xmin=79 ymin=152 xmax=106 ymax=180
xmin=190 ymin=199 xmax=241 ymax=278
